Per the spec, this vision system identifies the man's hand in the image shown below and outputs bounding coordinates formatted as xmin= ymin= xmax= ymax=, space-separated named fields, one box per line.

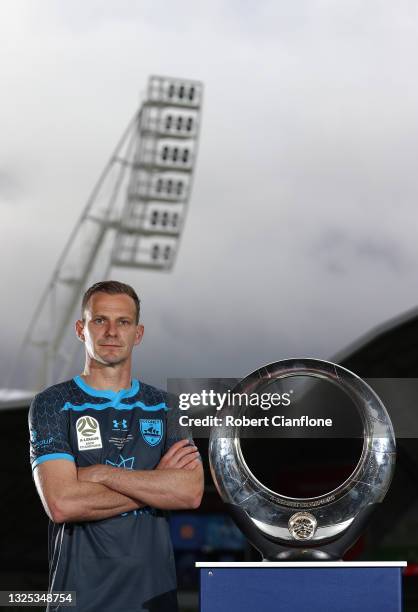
xmin=156 ymin=439 xmax=201 ymax=471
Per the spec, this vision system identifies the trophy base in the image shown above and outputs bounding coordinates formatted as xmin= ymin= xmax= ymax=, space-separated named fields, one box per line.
xmin=226 ymin=503 xmax=377 ymax=561
xmin=265 ymin=549 xmax=336 ymax=561
xmin=196 ymin=562 xmax=405 ymax=612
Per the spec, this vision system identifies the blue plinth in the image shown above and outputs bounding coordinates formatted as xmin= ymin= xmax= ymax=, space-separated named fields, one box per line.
xmin=197 ymin=562 xmax=405 ymax=612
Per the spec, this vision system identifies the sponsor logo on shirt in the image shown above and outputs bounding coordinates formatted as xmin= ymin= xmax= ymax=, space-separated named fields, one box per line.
xmin=30 ymin=428 xmax=54 ymax=448
xmin=112 ymin=419 xmax=128 ymax=431
xmin=139 ymin=418 xmax=163 ymax=447
xmin=108 ymin=434 xmax=134 ymax=449
xmin=109 ymin=418 xmax=133 ymax=449
xmin=76 ymin=416 xmax=103 ymax=451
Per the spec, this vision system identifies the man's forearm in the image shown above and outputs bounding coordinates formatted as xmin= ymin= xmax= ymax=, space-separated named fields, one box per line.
xmin=98 ymin=464 xmax=203 ymax=510
xmin=53 ymin=480 xmax=144 ymax=523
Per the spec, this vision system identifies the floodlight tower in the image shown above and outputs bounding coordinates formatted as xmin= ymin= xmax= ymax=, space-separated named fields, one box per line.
xmin=10 ymin=76 xmax=203 ymax=391
xmin=111 ymin=76 xmax=203 ymax=270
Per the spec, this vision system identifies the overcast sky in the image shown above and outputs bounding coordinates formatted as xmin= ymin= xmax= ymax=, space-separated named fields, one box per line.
xmin=1 ymin=0 xmax=418 ymax=389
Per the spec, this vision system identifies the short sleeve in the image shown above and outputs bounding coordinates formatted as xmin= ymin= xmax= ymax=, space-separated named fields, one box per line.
xmin=28 ymin=390 xmax=75 ymax=470
xmin=164 ymin=392 xmax=195 ymax=453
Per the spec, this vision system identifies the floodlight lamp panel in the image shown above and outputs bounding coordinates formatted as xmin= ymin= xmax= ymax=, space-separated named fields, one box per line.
xmin=151 ymin=172 xmax=189 ymax=201
xmin=144 ymin=202 xmax=184 ymax=234
xmin=148 ymin=76 xmax=203 ymax=109
xmin=158 ymin=109 xmax=199 ymax=138
xmin=112 ymin=232 xmax=178 ymax=270
xmin=157 ymin=141 xmax=194 ymax=171
xmin=141 ymin=107 xmax=200 ymax=139
xmin=148 ymin=238 xmax=178 ymax=266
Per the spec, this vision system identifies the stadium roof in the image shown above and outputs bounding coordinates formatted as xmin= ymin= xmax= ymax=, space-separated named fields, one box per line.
xmin=334 ymin=306 xmax=418 ymax=377
xmin=0 ymin=389 xmax=34 ymax=410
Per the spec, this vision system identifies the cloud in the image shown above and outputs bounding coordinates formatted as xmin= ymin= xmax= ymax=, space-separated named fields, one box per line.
xmin=0 ymin=168 xmax=22 ymax=204
xmin=311 ymin=228 xmax=409 ymax=275
xmin=2 ymin=0 xmax=418 ymax=389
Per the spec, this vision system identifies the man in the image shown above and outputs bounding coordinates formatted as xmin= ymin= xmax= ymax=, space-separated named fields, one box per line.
xmin=28 ymin=280 xmax=204 ymax=612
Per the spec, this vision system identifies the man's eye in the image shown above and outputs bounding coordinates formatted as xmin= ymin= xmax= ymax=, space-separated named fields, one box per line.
xmin=94 ymin=318 xmax=103 ymax=324
xmin=120 ymin=320 xmax=130 ymax=326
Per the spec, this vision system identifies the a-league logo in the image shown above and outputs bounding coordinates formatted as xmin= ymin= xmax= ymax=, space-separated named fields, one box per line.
xmin=76 ymin=416 xmax=103 ymax=451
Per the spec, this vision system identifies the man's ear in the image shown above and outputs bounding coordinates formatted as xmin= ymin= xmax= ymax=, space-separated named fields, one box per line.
xmin=135 ymin=324 xmax=144 ymax=346
xmin=75 ymin=319 xmax=85 ymax=343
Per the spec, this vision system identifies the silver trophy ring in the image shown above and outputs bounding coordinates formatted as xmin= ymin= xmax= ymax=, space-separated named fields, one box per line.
xmin=209 ymin=358 xmax=396 ymax=559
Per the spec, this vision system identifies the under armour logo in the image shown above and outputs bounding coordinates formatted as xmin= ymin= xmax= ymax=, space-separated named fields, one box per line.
xmin=112 ymin=419 xmax=128 ymax=430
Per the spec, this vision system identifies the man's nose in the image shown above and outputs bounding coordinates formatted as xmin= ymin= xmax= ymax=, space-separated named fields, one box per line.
xmin=105 ymin=321 xmax=118 ymax=336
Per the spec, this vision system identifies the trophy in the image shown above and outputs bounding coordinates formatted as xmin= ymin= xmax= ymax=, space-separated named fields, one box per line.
xmin=209 ymin=358 xmax=396 ymax=560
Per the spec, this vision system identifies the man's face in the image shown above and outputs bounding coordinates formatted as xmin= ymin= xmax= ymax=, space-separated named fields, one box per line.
xmin=75 ymin=292 xmax=144 ymax=366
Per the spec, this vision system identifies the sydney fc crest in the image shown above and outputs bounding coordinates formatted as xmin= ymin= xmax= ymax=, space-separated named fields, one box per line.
xmin=139 ymin=419 xmax=163 ymax=446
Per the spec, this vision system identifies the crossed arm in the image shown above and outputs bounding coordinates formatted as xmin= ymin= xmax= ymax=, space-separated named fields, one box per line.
xmin=34 ymin=440 xmax=204 ymax=524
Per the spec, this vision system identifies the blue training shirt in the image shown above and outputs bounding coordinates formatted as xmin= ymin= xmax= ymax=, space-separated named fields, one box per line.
xmin=28 ymin=376 xmax=191 ymax=612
